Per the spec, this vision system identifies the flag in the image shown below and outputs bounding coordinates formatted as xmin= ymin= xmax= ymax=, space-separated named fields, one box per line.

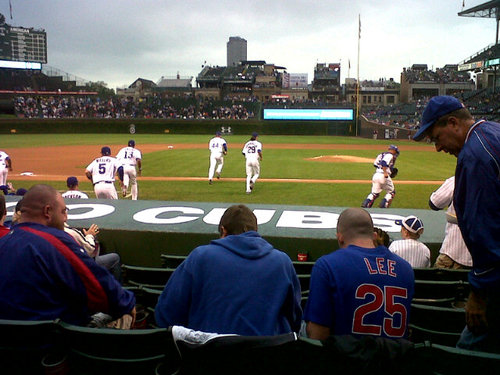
xmin=358 ymin=14 xmax=361 ymax=39
xmin=9 ymin=0 xmax=13 ymax=19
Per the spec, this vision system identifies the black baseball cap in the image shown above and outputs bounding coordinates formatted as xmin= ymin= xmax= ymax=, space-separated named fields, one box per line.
xmin=101 ymin=146 xmax=111 ymax=155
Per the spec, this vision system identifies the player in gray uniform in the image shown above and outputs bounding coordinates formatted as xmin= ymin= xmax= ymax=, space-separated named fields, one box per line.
xmin=208 ymin=131 xmax=227 ymax=184
xmin=85 ymin=146 xmax=119 ymax=199
xmin=62 ymin=176 xmax=89 ymax=199
xmin=0 ymin=150 xmax=12 ymax=186
xmin=116 ymin=140 xmax=142 ymax=200
xmin=361 ymin=144 xmax=399 ymax=208
xmin=242 ymin=132 xmax=263 ymax=194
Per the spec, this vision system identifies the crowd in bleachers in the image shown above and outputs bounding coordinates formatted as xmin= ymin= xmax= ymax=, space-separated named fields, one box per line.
xmin=12 ymin=94 xmax=256 ymax=120
xmin=402 ymin=65 xmax=472 ymax=84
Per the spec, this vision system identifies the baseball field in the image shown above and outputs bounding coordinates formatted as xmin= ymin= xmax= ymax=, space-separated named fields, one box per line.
xmin=3 ymin=133 xmax=456 ymax=208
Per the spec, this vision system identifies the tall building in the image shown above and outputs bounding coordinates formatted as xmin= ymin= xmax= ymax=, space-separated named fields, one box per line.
xmin=227 ymin=36 xmax=247 ymax=67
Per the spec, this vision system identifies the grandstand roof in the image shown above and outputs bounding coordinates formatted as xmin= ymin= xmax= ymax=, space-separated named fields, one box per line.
xmin=458 ymin=0 xmax=500 ymax=18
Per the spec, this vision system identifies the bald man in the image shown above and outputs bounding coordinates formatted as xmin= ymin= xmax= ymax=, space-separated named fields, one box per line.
xmin=0 ymin=184 xmax=136 ymax=326
xmin=304 ymin=207 xmax=414 ymax=340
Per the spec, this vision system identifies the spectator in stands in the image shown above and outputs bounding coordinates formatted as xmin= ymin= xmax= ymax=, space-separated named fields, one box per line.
xmin=0 ymin=194 xmax=9 ymax=238
xmin=62 ymin=176 xmax=89 ymax=199
xmin=373 ymin=227 xmax=390 ymax=247
xmin=0 ymin=184 xmax=136 ymax=326
xmin=64 ymin=223 xmax=122 ymax=282
xmin=155 ymin=204 xmax=302 ymax=335
xmin=389 ymin=215 xmax=431 ymax=268
xmin=429 ymin=176 xmax=472 ymax=269
xmin=304 ymin=208 xmax=414 ymax=340
xmin=414 ymin=95 xmax=500 ymax=352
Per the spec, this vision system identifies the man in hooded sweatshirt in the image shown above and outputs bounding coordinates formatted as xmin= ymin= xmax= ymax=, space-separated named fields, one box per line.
xmin=155 ymin=204 xmax=302 ymax=335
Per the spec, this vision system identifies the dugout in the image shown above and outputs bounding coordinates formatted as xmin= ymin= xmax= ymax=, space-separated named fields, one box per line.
xmin=5 ymin=198 xmax=449 ymax=267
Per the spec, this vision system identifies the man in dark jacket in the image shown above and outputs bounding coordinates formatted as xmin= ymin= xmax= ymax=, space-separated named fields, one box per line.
xmin=0 ymin=184 xmax=135 ymax=326
xmin=155 ymin=204 xmax=302 ymax=335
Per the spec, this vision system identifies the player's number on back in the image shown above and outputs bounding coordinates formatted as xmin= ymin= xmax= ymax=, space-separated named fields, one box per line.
xmin=352 ymin=284 xmax=407 ymax=338
xmin=247 ymin=145 xmax=256 ymax=153
xmin=98 ymin=163 xmax=106 ymax=174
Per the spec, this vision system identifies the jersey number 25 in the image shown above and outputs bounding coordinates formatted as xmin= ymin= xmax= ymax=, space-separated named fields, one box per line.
xmin=352 ymin=284 xmax=408 ymax=338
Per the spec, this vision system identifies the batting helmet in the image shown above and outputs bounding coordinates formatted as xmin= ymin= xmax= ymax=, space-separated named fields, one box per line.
xmin=101 ymin=146 xmax=111 ymax=156
xmin=128 ymin=139 xmax=135 ymax=147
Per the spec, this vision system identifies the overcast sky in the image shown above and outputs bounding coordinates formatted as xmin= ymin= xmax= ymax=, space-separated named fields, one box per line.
xmin=0 ymin=0 xmax=496 ymax=89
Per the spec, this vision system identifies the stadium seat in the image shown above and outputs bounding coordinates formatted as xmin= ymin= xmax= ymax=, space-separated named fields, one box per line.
xmin=0 ymin=319 xmax=62 ymax=374
xmin=413 ymin=267 xmax=469 ymax=282
xmin=297 ymin=273 xmax=311 ymax=294
xmin=59 ymin=322 xmax=180 ymax=375
xmin=291 ymin=260 xmax=315 ymax=275
xmin=160 ymin=254 xmax=187 ymax=269
xmin=410 ymin=342 xmax=500 ymax=374
xmin=413 ymin=280 xmax=469 ymax=304
xmin=409 ymin=303 xmax=465 ymax=346
xmin=122 ymin=264 xmax=175 ymax=290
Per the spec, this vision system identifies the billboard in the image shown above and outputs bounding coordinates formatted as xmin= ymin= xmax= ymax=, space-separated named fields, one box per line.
xmin=263 ymin=108 xmax=354 ymax=121
xmin=282 ymin=73 xmax=308 ymax=89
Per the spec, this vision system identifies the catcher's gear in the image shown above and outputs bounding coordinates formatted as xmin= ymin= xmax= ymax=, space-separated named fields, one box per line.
xmin=391 ymin=167 xmax=398 ymax=178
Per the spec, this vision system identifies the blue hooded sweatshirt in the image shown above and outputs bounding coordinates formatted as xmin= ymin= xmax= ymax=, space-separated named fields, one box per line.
xmin=155 ymin=231 xmax=302 ymax=335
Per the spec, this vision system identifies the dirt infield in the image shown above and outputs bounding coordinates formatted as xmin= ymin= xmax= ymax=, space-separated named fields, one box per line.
xmin=8 ymin=143 xmax=440 ymax=184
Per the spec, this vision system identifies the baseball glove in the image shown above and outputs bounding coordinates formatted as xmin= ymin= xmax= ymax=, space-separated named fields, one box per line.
xmin=391 ymin=167 xmax=398 ymax=178
xmin=223 ymin=151 xmax=227 ymax=155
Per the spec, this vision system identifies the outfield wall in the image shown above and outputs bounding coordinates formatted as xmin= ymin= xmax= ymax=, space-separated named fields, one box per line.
xmin=5 ymin=197 xmax=447 ymax=266
xmin=0 ymin=118 xmax=354 ymax=136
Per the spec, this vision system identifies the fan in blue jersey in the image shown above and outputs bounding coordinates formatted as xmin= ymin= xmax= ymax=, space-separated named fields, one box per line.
xmin=304 ymin=207 xmax=414 ymax=340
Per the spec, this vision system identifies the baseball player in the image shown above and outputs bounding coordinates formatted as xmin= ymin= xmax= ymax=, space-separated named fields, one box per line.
xmin=0 ymin=150 xmax=12 ymax=186
xmin=85 ymin=146 xmax=120 ymax=199
xmin=116 ymin=140 xmax=142 ymax=200
xmin=208 ymin=131 xmax=227 ymax=184
xmin=361 ymin=144 xmax=399 ymax=208
xmin=429 ymin=176 xmax=472 ymax=269
xmin=61 ymin=176 xmax=89 ymax=199
xmin=241 ymin=132 xmax=262 ymax=194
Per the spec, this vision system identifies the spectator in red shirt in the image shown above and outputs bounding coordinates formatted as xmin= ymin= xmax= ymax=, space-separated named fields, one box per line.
xmin=0 ymin=194 xmax=9 ymax=238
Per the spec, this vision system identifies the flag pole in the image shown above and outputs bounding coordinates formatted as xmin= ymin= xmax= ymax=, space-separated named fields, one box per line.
xmin=356 ymin=14 xmax=361 ymax=137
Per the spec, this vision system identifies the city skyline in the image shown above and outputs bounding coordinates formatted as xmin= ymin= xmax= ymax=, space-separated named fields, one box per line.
xmin=0 ymin=0 xmax=495 ymax=90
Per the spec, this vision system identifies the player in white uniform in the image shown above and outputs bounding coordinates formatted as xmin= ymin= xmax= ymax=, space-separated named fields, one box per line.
xmin=208 ymin=131 xmax=227 ymax=184
xmin=241 ymin=132 xmax=263 ymax=194
xmin=116 ymin=140 xmax=142 ymax=200
xmin=429 ymin=176 xmax=472 ymax=269
xmin=85 ymin=146 xmax=119 ymax=199
xmin=0 ymin=150 xmax=12 ymax=186
xmin=62 ymin=176 xmax=89 ymax=199
xmin=389 ymin=215 xmax=431 ymax=268
xmin=361 ymin=144 xmax=399 ymax=208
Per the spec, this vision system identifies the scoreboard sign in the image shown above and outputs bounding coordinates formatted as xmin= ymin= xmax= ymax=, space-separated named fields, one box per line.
xmin=0 ymin=23 xmax=47 ymax=64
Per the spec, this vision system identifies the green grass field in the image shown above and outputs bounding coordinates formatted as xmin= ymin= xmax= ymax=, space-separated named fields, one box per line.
xmin=4 ymin=133 xmax=457 ymax=208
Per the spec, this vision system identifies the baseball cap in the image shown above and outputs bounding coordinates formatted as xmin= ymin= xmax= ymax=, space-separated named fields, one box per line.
xmin=128 ymin=139 xmax=135 ymax=147
xmin=395 ymin=215 xmax=424 ymax=234
xmin=101 ymin=146 xmax=111 ymax=155
xmin=413 ymin=96 xmax=465 ymax=141
xmin=0 ymin=185 xmax=8 ymax=195
xmin=215 ymin=131 xmax=221 ymax=136
xmin=66 ymin=176 xmax=78 ymax=187
xmin=252 ymin=132 xmax=258 ymax=138
xmin=388 ymin=144 xmax=400 ymax=156
xmin=15 ymin=188 xmax=27 ymax=196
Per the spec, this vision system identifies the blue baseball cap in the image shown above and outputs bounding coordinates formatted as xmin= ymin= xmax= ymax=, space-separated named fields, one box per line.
xmin=215 ymin=131 xmax=221 ymax=136
xmin=413 ymin=96 xmax=465 ymax=141
xmin=395 ymin=215 xmax=424 ymax=234
xmin=128 ymin=139 xmax=135 ymax=147
xmin=101 ymin=146 xmax=111 ymax=155
xmin=252 ymin=132 xmax=258 ymax=138
xmin=66 ymin=176 xmax=78 ymax=187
